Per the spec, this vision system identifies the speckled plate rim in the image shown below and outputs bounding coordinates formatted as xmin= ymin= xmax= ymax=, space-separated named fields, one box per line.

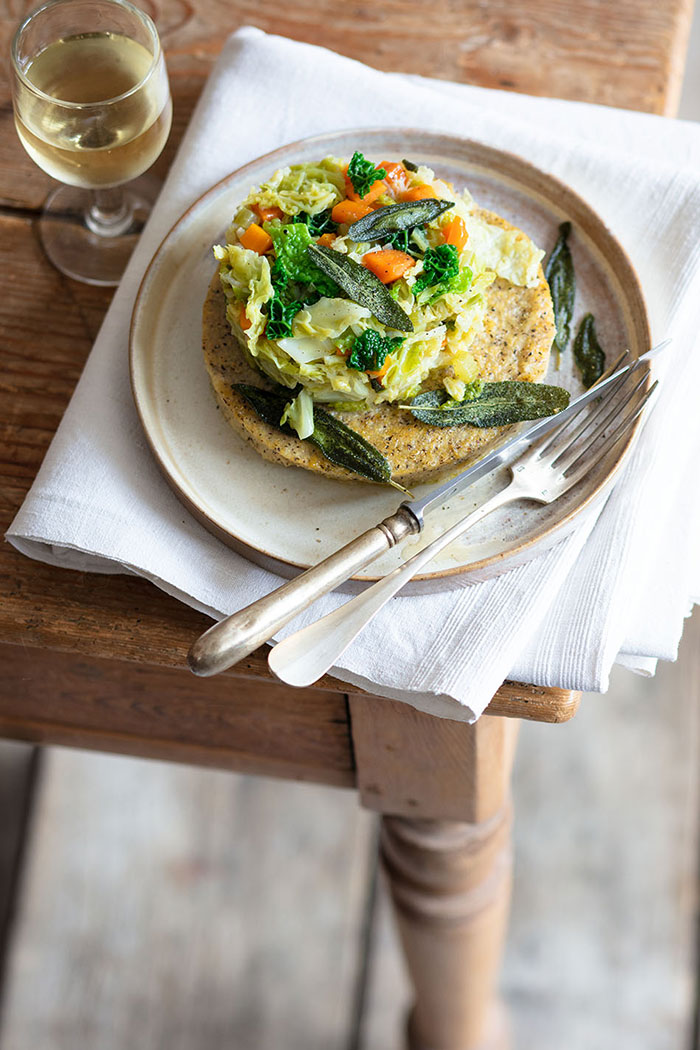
xmin=129 ymin=127 xmax=651 ymax=589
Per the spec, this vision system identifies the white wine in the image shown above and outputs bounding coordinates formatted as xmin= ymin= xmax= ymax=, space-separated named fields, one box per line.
xmin=15 ymin=32 xmax=171 ymax=188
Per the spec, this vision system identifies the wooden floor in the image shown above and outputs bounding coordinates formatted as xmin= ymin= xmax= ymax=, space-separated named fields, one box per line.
xmin=0 ymin=608 xmax=698 ymax=1049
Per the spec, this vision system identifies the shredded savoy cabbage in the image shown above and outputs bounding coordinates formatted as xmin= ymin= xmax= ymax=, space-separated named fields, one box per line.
xmin=214 ymin=155 xmax=545 ymax=425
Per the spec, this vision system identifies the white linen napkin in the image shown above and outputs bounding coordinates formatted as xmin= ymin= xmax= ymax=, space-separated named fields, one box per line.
xmin=8 ymin=27 xmax=700 ymax=722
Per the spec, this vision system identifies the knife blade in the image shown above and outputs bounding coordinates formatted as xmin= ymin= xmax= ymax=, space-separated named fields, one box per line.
xmin=188 ymin=339 xmax=667 ymax=677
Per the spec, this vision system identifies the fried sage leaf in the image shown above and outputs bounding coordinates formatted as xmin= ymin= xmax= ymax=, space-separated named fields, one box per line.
xmin=234 ymin=383 xmax=394 ymax=485
xmin=406 ymin=382 xmax=570 ymax=428
xmin=545 ymin=221 xmax=575 ymax=361
xmin=573 ymin=313 xmax=606 ymax=388
xmin=307 ymin=245 xmax=414 ymax=331
xmin=346 ymin=199 xmax=454 ymax=242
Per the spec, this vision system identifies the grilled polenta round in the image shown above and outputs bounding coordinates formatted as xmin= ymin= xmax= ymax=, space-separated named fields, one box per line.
xmin=203 ymin=203 xmax=555 ymax=486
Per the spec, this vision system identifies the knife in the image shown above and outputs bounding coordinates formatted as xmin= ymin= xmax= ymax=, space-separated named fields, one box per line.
xmin=188 ymin=341 xmax=665 ymax=677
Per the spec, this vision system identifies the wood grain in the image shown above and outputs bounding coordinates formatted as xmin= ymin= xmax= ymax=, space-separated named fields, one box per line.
xmin=0 ymin=644 xmax=356 ymax=787
xmin=349 ymin=696 xmax=520 ymax=822
xmin=0 ymin=0 xmax=693 ymax=206
xmin=0 ymin=209 xmax=580 ymax=726
xmin=0 ymin=0 xmax=692 ymax=753
xmin=0 ymin=750 xmax=376 ymax=1050
xmin=362 ymin=610 xmax=700 ymax=1049
xmin=382 ymin=812 xmax=512 ymax=1050
xmin=0 ymin=0 xmax=694 ymax=203
xmin=353 ymin=705 xmax=520 ymax=1046
xmin=2 ymin=612 xmax=699 ymax=1047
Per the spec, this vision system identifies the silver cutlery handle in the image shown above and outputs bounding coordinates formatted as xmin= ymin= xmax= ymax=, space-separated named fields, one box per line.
xmin=187 ymin=507 xmax=419 ymax=677
xmin=268 ymin=483 xmax=516 ymax=688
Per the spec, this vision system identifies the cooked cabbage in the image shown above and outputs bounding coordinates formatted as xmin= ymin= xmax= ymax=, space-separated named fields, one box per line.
xmin=280 ymin=388 xmax=314 ymax=439
xmin=215 ymin=157 xmax=547 ymax=408
xmin=293 ymin=298 xmax=371 ymax=338
xmin=376 ymin=327 xmax=447 ymax=404
xmin=232 ymin=159 xmax=344 ymax=228
xmin=460 ymin=214 xmax=543 ymax=287
xmin=214 ymin=243 xmax=273 ymax=352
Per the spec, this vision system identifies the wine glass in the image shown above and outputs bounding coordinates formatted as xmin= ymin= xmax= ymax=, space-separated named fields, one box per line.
xmin=11 ymin=0 xmax=172 ymax=286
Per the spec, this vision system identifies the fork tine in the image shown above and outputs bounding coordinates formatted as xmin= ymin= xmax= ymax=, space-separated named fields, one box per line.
xmin=556 ymin=382 xmax=657 ymax=492
xmin=597 ymin=348 xmax=632 ymax=383
xmin=535 ymin=370 xmax=635 ymax=462
xmin=548 ymin=370 xmax=651 ymax=473
xmin=531 ymin=349 xmax=631 ymax=457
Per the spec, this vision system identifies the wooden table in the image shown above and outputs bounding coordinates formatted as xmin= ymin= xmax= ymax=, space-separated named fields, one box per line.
xmin=0 ymin=2 xmax=693 ymax=1047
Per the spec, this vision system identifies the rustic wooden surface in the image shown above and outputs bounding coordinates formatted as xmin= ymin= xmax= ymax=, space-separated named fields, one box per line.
xmin=362 ymin=608 xmax=700 ymax=1049
xmin=2 ymin=610 xmax=698 ymax=1049
xmin=0 ymin=211 xmax=576 ymax=727
xmin=350 ymin=697 xmax=519 ymax=822
xmin=0 ymin=4 xmax=698 ymax=1048
xmin=0 ymin=645 xmax=357 ymax=787
xmin=0 ymin=0 xmax=693 ymax=744
xmin=0 ymin=643 xmax=567 ymax=797
xmin=0 ymin=211 xmax=578 ymax=726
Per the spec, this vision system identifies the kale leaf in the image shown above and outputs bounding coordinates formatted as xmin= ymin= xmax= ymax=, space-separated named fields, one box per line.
xmin=388 ymin=227 xmax=426 ymax=257
xmin=389 ymin=229 xmax=410 ymax=253
xmin=292 ymin=209 xmax=337 ymax=237
xmin=378 ymin=223 xmax=427 ymax=257
xmin=347 ymin=151 xmax=387 ymax=199
xmin=413 ymin=243 xmax=460 ymax=296
xmin=264 ymin=287 xmax=304 ymax=340
xmin=267 ymin=222 xmax=339 ymax=298
xmin=347 ymin=330 xmax=405 ymax=372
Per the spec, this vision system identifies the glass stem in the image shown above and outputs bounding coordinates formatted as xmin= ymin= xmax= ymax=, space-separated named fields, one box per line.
xmin=86 ymin=186 xmax=134 ymax=238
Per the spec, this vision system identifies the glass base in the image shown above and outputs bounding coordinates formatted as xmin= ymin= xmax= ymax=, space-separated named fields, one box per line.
xmin=38 ymin=175 xmax=161 ymax=287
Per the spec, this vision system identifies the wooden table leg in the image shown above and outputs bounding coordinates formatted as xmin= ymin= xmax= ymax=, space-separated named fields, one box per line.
xmin=382 ymin=810 xmax=511 ymax=1050
xmin=348 ymin=696 xmax=519 ymax=1050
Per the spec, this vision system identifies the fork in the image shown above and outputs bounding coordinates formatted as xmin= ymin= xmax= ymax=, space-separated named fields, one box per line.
xmin=268 ymin=365 xmax=657 ymax=688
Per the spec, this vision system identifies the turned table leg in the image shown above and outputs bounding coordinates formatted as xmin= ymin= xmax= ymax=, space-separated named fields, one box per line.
xmin=348 ymin=695 xmax=519 ymax=1050
xmin=382 ymin=809 xmax=512 ymax=1050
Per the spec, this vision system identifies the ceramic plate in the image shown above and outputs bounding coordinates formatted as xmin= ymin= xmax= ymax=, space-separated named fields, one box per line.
xmin=130 ymin=128 xmax=650 ymax=593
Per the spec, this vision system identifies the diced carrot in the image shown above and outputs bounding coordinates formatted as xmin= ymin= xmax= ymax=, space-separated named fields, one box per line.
xmin=239 ymin=304 xmax=253 ymax=331
xmin=442 ymin=216 xmax=469 ymax=251
xmin=399 ymin=184 xmax=438 ymax=202
xmin=367 ymin=354 xmax=394 ymax=380
xmin=343 ymin=172 xmax=387 ymax=204
xmin=252 ymin=203 xmax=284 ymax=223
xmin=362 ymin=249 xmax=415 ymax=284
xmin=331 ymin=199 xmax=374 ymax=224
xmin=239 ymin=223 xmax=273 ymax=254
xmin=316 ymin=233 xmax=336 ymax=247
xmin=380 ymin=161 xmax=409 ymax=196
